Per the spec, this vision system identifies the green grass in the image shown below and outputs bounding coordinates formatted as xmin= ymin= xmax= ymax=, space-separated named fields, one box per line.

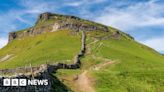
xmin=86 ymin=35 xmax=164 ymax=92
xmin=16 ymin=28 xmax=29 ymax=33
xmin=54 ymin=69 xmax=82 ymax=92
xmin=0 ymin=30 xmax=81 ymax=69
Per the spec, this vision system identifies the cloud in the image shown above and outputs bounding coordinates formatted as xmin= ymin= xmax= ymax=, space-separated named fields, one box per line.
xmin=0 ymin=10 xmax=20 ymax=33
xmin=20 ymin=0 xmax=58 ymax=14
xmin=141 ymin=37 xmax=164 ymax=52
xmin=0 ymin=38 xmax=7 ymax=49
xmin=65 ymin=0 xmax=107 ymax=7
xmin=95 ymin=0 xmax=164 ymax=31
xmin=65 ymin=1 xmax=83 ymax=7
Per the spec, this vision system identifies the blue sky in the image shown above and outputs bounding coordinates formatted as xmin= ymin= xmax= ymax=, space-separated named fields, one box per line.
xmin=0 ymin=0 xmax=164 ymax=53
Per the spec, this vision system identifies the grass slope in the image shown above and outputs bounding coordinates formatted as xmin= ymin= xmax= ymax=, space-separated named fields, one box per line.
xmin=86 ymin=32 xmax=164 ymax=92
xmin=0 ymin=30 xmax=81 ymax=69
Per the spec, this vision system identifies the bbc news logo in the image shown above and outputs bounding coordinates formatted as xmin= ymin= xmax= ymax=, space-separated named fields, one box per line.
xmin=3 ymin=79 xmax=48 ymax=86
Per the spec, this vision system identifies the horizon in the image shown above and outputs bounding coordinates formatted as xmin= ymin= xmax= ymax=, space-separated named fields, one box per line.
xmin=0 ymin=0 xmax=164 ymax=54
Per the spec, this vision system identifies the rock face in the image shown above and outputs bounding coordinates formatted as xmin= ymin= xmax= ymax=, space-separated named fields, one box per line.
xmin=39 ymin=12 xmax=52 ymax=21
xmin=8 ymin=12 xmax=109 ymax=43
xmin=8 ymin=32 xmax=17 ymax=42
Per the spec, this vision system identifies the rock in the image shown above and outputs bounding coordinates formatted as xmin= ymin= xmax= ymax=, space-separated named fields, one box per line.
xmin=39 ymin=12 xmax=52 ymax=21
xmin=51 ymin=23 xmax=60 ymax=32
xmin=8 ymin=32 xmax=17 ymax=42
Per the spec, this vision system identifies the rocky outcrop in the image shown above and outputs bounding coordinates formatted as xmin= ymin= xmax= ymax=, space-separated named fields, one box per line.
xmin=8 ymin=12 xmax=109 ymax=43
xmin=8 ymin=28 xmax=34 ymax=43
xmin=39 ymin=12 xmax=52 ymax=21
xmin=8 ymin=32 xmax=17 ymax=42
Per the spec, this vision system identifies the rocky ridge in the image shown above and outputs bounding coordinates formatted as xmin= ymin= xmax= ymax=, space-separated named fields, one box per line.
xmin=9 ymin=12 xmax=109 ymax=42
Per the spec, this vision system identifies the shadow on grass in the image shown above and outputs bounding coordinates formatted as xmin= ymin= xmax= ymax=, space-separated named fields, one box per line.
xmin=50 ymin=73 xmax=73 ymax=92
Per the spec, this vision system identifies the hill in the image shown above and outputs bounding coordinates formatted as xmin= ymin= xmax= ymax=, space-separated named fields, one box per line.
xmin=0 ymin=12 xmax=164 ymax=92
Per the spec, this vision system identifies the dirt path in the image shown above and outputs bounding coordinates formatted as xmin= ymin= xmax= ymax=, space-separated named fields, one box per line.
xmin=76 ymin=70 xmax=95 ymax=92
xmin=76 ymin=60 xmax=114 ymax=92
xmin=91 ymin=55 xmax=116 ymax=70
xmin=76 ymin=59 xmax=115 ymax=92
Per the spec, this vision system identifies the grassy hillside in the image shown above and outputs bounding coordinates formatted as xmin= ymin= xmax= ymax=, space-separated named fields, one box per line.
xmin=0 ymin=30 xmax=81 ymax=69
xmin=89 ymin=37 xmax=164 ymax=92
xmin=0 ymin=13 xmax=164 ymax=92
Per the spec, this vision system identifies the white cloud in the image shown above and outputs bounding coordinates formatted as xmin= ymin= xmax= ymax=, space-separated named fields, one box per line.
xmin=0 ymin=10 xmax=20 ymax=33
xmin=0 ymin=38 xmax=8 ymax=49
xmin=66 ymin=1 xmax=83 ymax=7
xmin=20 ymin=0 xmax=56 ymax=14
xmin=95 ymin=0 xmax=164 ymax=31
xmin=141 ymin=37 xmax=164 ymax=52
xmin=65 ymin=0 xmax=107 ymax=7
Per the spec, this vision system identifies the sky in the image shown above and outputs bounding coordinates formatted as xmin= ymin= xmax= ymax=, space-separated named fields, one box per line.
xmin=0 ymin=0 xmax=164 ymax=53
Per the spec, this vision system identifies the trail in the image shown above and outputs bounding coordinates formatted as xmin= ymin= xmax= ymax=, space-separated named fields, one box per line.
xmin=76 ymin=60 xmax=115 ymax=92
xmin=91 ymin=54 xmax=116 ymax=70
xmin=75 ymin=57 xmax=115 ymax=92
xmin=76 ymin=70 xmax=95 ymax=92
xmin=91 ymin=61 xmax=115 ymax=70
xmin=86 ymin=39 xmax=98 ymax=54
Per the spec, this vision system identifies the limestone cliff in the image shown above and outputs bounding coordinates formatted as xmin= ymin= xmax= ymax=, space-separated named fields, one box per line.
xmin=8 ymin=12 xmax=109 ymax=43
